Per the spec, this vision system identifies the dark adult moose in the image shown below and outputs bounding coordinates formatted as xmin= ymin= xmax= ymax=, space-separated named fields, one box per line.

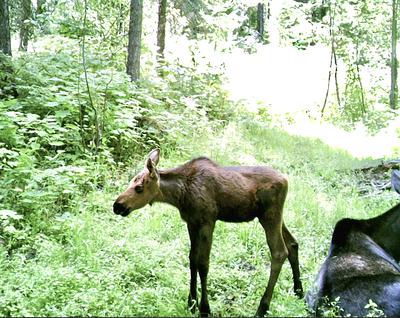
xmin=307 ymin=169 xmax=400 ymax=316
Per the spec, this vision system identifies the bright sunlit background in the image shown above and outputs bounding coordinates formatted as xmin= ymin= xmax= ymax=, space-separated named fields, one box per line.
xmin=159 ymin=35 xmax=399 ymax=160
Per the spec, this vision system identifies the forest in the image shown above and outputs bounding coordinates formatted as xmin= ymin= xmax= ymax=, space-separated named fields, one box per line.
xmin=0 ymin=0 xmax=400 ymax=316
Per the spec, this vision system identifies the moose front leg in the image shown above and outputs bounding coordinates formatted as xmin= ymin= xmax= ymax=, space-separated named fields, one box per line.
xmin=197 ymin=222 xmax=215 ymax=317
xmin=187 ymin=221 xmax=215 ymax=317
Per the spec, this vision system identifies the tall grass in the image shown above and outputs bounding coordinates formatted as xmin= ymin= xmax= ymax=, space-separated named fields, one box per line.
xmin=1 ymin=120 xmax=398 ymax=317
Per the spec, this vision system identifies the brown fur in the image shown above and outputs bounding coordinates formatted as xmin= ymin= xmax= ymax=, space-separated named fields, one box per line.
xmin=114 ymin=149 xmax=303 ymax=316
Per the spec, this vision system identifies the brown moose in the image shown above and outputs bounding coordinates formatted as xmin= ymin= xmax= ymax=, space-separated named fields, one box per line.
xmin=113 ymin=149 xmax=303 ymax=316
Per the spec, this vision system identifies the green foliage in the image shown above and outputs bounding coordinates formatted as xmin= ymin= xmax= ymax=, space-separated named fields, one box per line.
xmin=0 ymin=34 xmax=233 ymax=255
xmin=0 ymin=54 xmax=17 ymax=99
xmin=1 ymin=115 xmax=397 ymax=316
xmin=315 ymin=297 xmax=344 ymax=317
xmin=280 ymin=1 xmax=323 ymax=50
xmin=280 ymin=0 xmax=396 ymax=129
xmin=365 ymin=299 xmax=385 ymax=317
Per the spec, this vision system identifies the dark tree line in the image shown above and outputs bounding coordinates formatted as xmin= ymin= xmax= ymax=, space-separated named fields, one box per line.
xmin=391 ymin=0 xmax=398 ymax=110
xmin=1 ymin=0 xmax=268 ymax=84
xmin=19 ymin=0 xmax=32 ymax=51
xmin=0 ymin=0 xmax=12 ymax=55
xmin=2 ymin=0 xmax=398 ymax=110
xmin=126 ymin=0 xmax=143 ymax=82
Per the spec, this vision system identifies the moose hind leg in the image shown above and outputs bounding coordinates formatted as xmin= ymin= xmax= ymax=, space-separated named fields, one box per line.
xmin=256 ymin=214 xmax=288 ymax=317
xmin=282 ymin=223 xmax=303 ymax=298
xmin=187 ymin=224 xmax=199 ymax=313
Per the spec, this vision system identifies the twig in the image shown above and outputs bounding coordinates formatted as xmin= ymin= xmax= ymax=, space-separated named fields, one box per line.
xmin=82 ymin=0 xmax=101 ymax=154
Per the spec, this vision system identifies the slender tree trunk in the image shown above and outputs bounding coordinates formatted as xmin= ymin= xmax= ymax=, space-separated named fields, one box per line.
xmin=321 ymin=0 xmax=341 ymax=117
xmin=157 ymin=0 xmax=167 ymax=59
xmin=355 ymin=41 xmax=366 ymax=113
xmin=82 ymin=0 xmax=100 ymax=152
xmin=390 ymin=0 xmax=398 ymax=109
xmin=127 ymin=0 xmax=143 ymax=82
xmin=257 ymin=2 xmax=265 ymax=41
xmin=321 ymin=48 xmax=333 ymax=117
xmin=333 ymin=39 xmax=341 ymax=109
xmin=356 ymin=64 xmax=366 ymax=113
xmin=19 ymin=0 xmax=33 ymax=51
xmin=117 ymin=3 xmax=124 ymax=35
xmin=321 ymin=1 xmax=336 ymax=117
xmin=0 ymin=0 xmax=12 ymax=55
xmin=36 ymin=0 xmax=46 ymax=15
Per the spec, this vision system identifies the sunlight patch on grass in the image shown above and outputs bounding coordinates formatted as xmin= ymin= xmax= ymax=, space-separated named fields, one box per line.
xmin=284 ymin=118 xmax=400 ymax=159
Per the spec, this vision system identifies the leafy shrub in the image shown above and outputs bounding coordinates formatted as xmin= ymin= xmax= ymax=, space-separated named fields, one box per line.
xmin=0 ymin=35 xmax=235 ymax=255
xmin=0 ymin=54 xmax=18 ymax=99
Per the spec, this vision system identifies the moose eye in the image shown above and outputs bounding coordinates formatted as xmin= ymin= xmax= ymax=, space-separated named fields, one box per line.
xmin=135 ymin=185 xmax=144 ymax=194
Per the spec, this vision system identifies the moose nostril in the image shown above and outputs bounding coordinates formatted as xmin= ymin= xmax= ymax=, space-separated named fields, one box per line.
xmin=113 ymin=201 xmax=126 ymax=215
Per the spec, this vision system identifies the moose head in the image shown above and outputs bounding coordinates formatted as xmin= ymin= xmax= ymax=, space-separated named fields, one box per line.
xmin=113 ymin=149 xmax=161 ymax=216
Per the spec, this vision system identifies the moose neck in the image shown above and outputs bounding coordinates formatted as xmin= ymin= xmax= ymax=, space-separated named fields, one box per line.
xmin=154 ymin=168 xmax=186 ymax=209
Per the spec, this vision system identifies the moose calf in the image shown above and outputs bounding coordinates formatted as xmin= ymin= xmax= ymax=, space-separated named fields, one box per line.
xmin=114 ymin=149 xmax=303 ymax=316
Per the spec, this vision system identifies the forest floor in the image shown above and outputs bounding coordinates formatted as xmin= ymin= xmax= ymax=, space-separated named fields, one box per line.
xmin=1 ymin=119 xmax=399 ymax=316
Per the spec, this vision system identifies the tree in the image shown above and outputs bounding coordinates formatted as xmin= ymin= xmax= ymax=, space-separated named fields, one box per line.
xmin=0 ymin=0 xmax=12 ymax=55
xmin=36 ymin=0 xmax=46 ymax=15
xmin=321 ymin=0 xmax=341 ymax=117
xmin=390 ymin=0 xmax=398 ymax=110
xmin=19 ymin=0 xmax=33 ymax=51
xmin=126 ymin=0 xmax=143 ymax=82
xmin=157 ymin=0 xmax=167 ymax=60
xmin=257 ymin=2 xmax=265 ymax=41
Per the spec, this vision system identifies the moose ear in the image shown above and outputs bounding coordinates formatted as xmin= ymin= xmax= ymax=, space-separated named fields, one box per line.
xmin=146 ymin=148 xmax=160 ymax=176
xmin=392 ymin=169 xmax=400 ymax=195
xmin=148 ymin=148 xmax=160 ymax=166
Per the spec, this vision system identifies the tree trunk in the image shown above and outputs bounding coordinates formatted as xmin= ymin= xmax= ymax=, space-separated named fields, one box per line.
xmin=329 ymin=1 xmax=341 ymax=109
xmin=19 ymin=0 xmax=32 ymax=51
xmin=321 ymin=47 xmax=333 ymax=117
xmin=0 ymin=0 xmax=12 ymax=55
xmin=36 ymin=0 xmax=46 ymax=15
xmin=127 ymin=0 xmax=143 ymax=82
xmin=321 ymin=1 xmax=336 ymax=117
xmin=157 ymin=0 xmax=167 ymax=59
xmin=356 ymin=64 xmax=366 ymax=113
xmin=390 ymin=0 xmax=398 ymax=110
xmin=257 ymin=2 xmax=265 ymax=41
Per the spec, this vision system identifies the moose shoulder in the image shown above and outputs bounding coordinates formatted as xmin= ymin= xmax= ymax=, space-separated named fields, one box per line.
xmin=114 ymin=149 xmax=303 ymax=317
xmin=307 ymin=171 xmax=400 ymax=317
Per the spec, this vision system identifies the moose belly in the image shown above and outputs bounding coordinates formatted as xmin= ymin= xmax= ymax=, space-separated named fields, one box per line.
xmin=217 ymin=206 xmax=260 ymax=223
xmin=215 ymin=188 xmax=261 ymax=222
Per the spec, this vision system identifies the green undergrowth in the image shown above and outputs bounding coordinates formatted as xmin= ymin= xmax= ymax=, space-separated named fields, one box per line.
xmin=1 ymin=117 xmax=398 ymax=316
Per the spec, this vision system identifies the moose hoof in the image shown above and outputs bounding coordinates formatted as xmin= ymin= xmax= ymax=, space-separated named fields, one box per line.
xmin=294 ymin=283 xmax=304 ymax=298
xmin=255 ymin=303 xmax=269 ymax=317
xmin=295 ymin=288 xmax=304 ymax=299
xmin=199 ymin=309 xmax=211 ymax=317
